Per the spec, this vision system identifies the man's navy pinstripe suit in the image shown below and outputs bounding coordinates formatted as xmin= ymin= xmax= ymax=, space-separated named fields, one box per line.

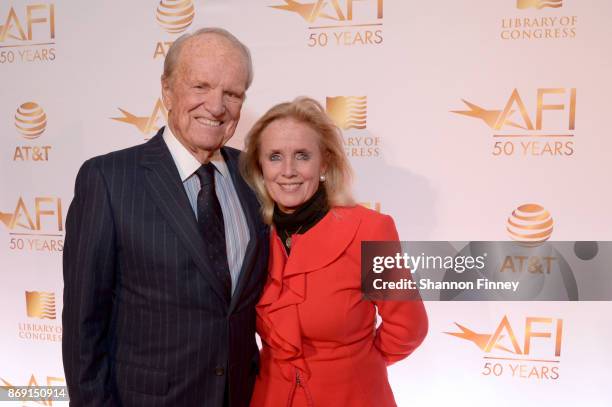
xmin=62 ymin=128 xmax=269 ymax=406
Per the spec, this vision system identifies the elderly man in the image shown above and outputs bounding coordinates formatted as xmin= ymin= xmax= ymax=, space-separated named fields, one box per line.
xmin=62 ymin=28 xmax=269 ymax=407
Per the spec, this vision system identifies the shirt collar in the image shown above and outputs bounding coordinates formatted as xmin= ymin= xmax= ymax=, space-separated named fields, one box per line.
xmin=162 ymin=126 xmax=230 ymax=182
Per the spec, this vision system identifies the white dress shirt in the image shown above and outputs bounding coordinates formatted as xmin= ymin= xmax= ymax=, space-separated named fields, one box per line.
xmin=163 ymin=126 xmax=250 ymax=295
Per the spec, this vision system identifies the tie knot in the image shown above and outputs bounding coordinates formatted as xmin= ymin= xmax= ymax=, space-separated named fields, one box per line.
xmin=196 ymin=163 xmax=216 ymax=187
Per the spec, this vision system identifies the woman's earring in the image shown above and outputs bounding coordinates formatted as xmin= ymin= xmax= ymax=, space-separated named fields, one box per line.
xmin=320 ymin=174 xmax=326 ymax=182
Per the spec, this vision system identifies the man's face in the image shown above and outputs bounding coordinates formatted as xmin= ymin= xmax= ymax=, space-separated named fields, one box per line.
xmin=162 ymin=34 xmax=248 ymax=160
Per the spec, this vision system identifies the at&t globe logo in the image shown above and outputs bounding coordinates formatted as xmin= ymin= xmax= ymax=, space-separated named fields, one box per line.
xmin=14 ymin=102 xmax=46 ymax=139
xmin=155 ymin=0 xmax=195 ymax=34
xmin=506 ymin=203 xmax=553 ymax=246
xmin=12 ymin=101 xmax=52 ymax=162
xmin=153 ymin=0 xmax=196 ymax=59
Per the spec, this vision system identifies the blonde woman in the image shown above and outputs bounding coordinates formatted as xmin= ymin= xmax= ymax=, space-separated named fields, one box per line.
xmin=241 ymin=97 xmax=428 ymax=406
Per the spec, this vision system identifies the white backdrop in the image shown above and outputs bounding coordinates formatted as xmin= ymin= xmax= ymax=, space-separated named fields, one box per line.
xmin=1 ymin=1 xmax=611 ymax=406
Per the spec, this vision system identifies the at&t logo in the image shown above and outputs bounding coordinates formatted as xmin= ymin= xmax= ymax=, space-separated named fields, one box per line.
xmin=12 ymin=101 xmax=52 ymax=162
xmin=153 ymin=0 xmax=195 ymax=59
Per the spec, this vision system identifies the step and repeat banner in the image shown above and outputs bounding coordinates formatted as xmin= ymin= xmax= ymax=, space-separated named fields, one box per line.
xmin=1 ymin=1 xmax=611 ymax=406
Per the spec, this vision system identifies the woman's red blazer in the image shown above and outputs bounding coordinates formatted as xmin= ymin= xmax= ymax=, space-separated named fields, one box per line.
xmin=251 ymin=205 xmax=428 ymax=407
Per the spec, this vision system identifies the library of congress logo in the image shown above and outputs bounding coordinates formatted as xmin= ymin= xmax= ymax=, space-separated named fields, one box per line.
xmin=326 ymin=96 xmax=379 ymax=158
xmin=26 ymin=291 xmax=56 ymax=319
xmin=517 ymin=0 xmax=562 ymax=9
xmin=326 ymin=96 xmax=367 ymax=129
xmin=500 ymin=0 xmax=576 ymax=40
xmin=18 ymin=291 xmax=62 ymax=342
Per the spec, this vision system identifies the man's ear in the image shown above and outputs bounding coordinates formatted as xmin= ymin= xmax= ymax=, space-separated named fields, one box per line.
xmin=161 ymin=75 xmax=172 ymax=111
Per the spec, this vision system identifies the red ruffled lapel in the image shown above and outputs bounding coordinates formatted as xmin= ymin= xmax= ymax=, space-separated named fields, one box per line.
xmin=256 ymin=207 xmax=361 ymax=381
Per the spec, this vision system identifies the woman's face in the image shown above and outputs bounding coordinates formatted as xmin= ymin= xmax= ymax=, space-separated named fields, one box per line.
xmin=258 ymin=118 xmax=326 ymax=213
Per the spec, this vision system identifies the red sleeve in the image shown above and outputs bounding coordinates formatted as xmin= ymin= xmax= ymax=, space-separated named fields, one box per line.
xmin=368 ymin=214 xmax=429 ymax=365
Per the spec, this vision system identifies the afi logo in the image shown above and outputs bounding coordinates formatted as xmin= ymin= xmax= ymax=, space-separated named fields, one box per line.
xmin=111 ymin=98 xmax=168 ymax=137
xmin=446 ymin=315 xmax=563 ymax=358
xmin=453 ymin=88 xmax=576 ymax=131
xmin=271 ymin=0 xmax=383 ymax=23
xmin=0 ymin=197 xmax=63 ymax=232
xmin=0 ymin=4 xmax=55 ymax=43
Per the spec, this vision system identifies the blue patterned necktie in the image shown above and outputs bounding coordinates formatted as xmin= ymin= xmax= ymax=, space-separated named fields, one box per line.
xmin=196 ymin=163 xmax=231 ymax=298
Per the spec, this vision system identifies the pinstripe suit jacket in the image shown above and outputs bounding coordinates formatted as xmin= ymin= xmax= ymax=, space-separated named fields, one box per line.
xmin=62 ymin=128 xmax=269 ymax=407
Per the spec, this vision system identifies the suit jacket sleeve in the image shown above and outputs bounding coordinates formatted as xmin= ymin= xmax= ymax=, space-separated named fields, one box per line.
xmin=369 ymin=214 xmax=429 ymax=365
xmin=62 ymin=158 xmax=117 ymax=406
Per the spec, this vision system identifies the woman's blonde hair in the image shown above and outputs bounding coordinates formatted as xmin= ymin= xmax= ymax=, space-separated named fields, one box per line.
xmin=241 ymin=97 xmax=355 ymax=224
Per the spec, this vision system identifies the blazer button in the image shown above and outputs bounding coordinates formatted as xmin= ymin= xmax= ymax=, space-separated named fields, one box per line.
xmin=214 ymin=366 xmax=225 ymax=376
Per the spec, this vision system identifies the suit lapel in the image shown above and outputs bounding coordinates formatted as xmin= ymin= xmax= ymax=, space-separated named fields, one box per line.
xmin=222 ymin=148 xmax=262 ymax=314
xmin=140 ymin=129 xmax=230 ymax=305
